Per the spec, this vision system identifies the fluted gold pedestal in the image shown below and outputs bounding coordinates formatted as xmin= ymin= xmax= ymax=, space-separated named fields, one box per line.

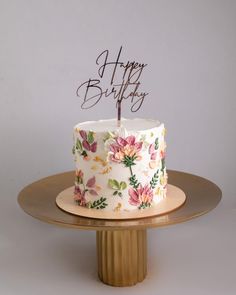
xmin=18 ymin=170 xmax=222 ymax=287
xmin=97 ymin=229 xmax=147 ymax=286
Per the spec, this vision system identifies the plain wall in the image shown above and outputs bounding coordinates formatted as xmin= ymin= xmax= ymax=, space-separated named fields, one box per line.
xmin=0 ymin=1 xmax=235 ymax=294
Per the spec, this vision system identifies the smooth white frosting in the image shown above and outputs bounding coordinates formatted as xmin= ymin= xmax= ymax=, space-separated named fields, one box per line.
xmin=74 ymin=118 xmax=161 ymax=132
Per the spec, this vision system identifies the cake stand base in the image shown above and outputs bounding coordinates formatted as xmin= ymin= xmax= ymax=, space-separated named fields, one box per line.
xmin=96 ymin=229 xmax=147 ymax=287
xmin=18 ymin=170 xmax=222 ymax=288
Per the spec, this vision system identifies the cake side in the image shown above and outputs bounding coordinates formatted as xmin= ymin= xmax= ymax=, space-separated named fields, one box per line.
xmin=72 ymin=118 xmax=167 ymax=211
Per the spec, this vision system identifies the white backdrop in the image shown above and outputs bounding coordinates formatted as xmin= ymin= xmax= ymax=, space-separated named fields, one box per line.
xmin=0 ymin=1 xmax=236 ymax=294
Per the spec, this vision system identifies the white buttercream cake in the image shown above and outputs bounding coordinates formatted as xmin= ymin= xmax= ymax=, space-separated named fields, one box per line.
xmin=72 ymin=118 xmax=167 ymax=211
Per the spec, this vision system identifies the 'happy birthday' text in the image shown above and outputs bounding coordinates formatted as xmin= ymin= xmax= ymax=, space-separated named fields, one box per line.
xmin=76 ymin=47 xmax=148 ymax=112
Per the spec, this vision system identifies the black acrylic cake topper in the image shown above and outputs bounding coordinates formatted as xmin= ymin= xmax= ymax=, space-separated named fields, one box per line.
xmin=76 ymin=46 xmax=148 ymax=126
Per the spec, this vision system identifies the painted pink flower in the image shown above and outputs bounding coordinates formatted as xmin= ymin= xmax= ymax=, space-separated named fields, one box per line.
xmin=79 ymin=130 xmax=97 ymax=153
xmin=91 ymin=142 xmax=97 ymax=152
xmin=109 ymin=135 xmax=143 ymax=163
xmin=76 ymin=169 xmax=84 ymax=178
xmin=128 ymin=184 xmax=153 ymax=208
xmin=82 ymin=140 xmax=90 ymax=150
xmin=79 ymin=130 xmax=87 ymax=140
xmin=85 ymin=176 xmax=99 ymax=196
xmin=86 ymin=176 xmax=96 ymax=188
xmin=74 ymin=186 xmax=86 ymax=206
xmin=82 ymin=140 xmax=97 ymax=152
xmin=75 ymin=169 xmax=84 ymax=184
xmin=160 ymin=150 xmax=165 ymax=159
xmin=148 ymin=143 xmax=157 ymax=160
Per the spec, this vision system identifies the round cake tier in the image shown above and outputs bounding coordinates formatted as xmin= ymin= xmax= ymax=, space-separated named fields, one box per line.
xmin=72 ymin=118 xmax=167 ymax=212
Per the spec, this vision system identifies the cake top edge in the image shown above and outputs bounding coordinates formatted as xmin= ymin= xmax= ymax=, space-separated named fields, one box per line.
xmin=74 ymin=118 xmax=163 ymax=133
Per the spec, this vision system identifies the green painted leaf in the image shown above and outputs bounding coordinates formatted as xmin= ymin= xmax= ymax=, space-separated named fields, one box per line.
xmin=129 ymin=174 xmax=140 ymax=189
xmin=108 ymin=179 xmax=114 ymax=189
xmin=108 ymin=179 xmax=120 ymax=190
xmin=81 ymin=150 xmax=88 ymax=157
xmin=90 ymin=197 xmax=108 ymax=209
xmin=112 ymin=179 xmax=120 ymax=190
xmin=76 ymin=139 xmax=83 ymax=151
xmin=150 ymin=169 xmax=159 ymax=189
xmin=155 ymin=138 xmax=159 ymax=150
xmin=123 ymin=155 xmax=137 ymax=168
xmin=87 ymin=131 xmax=94 ymax=144
xmin=120 ymin=181 xmax=127 ymax=190
xmin=139 ymin=202 xmax=151 ymax=209
xmin=86 ymin=202 xmax=91 ymax=209
xmin=161 ymin=158 xmax=165 ymax=171
xmin=103 ymin=131 xmax=115 ymax=142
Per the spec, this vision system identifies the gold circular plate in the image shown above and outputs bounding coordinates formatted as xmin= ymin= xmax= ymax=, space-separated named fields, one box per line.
xmin=18 ymin=170 xmax=222 ymax=230
xmin=55 ymin=184 xmax=186 ymax=220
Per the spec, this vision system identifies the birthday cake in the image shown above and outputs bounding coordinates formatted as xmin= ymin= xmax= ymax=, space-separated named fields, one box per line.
xmin=72 ymin=118 xmax=167 ymax=211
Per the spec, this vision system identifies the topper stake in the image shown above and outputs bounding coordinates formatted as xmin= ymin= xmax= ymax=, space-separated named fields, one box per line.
xmin=117 ymin=100 xmax=121 ymax=127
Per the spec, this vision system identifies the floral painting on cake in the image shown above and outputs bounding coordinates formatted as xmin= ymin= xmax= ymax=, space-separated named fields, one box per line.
xmin=74 ymin=169 xmax=108 ymax=209
xmin=108 ymin=178 xmax=127 ymax=198
xmin=73 ymin=130 xmax=97 ymax=161
xmin=128 ymin=184 xmax=153 ymax=209
xmin=105 ymin=133 xmax=167 ymax=209
xmin=108 ymin=135 xmax=143 ymax=164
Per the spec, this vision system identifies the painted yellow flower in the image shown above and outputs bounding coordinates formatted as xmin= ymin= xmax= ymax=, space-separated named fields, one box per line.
xmin=95 ymin=185 xmax=102 ymax=191
xmin=149 ymin=161 xmax=158 ymax=169
xmin=160 ymin=173 xmax=168 ymax=186
xmin=162 ymin=128 xmax=167 ymax=136
xmin=100 ymin=166 xmax=112 ymax=174
xmin=114 ymin=203 xmax=122 ymax=211
xmin=93 ymin=156 xmax=108 ymax=167
xmin=155 ymin=187 xmax=161 ymax=195
xmin=91 ymin=165 xmax=98 ymax=171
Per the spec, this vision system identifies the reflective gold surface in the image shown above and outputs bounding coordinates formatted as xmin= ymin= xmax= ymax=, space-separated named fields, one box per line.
xmin=18 ymin=170 xmax=222 ymax=230
xmin=97 ymin=229 xmax=147 ymax=286
xmin=18 ymin=170 xmax=222 ymax=287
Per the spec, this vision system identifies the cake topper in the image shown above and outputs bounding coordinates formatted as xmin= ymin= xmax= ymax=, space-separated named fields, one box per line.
xmin=76 ymin=46 xmax=148 ymax=126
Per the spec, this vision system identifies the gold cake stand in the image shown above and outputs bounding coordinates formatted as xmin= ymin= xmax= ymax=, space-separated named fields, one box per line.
xmin=18 ymin=170 xmax=221 ymax=287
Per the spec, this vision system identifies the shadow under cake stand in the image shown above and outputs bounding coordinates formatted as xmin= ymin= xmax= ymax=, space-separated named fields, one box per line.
xmin=18 ymin=170 xmax=222 ymax=287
